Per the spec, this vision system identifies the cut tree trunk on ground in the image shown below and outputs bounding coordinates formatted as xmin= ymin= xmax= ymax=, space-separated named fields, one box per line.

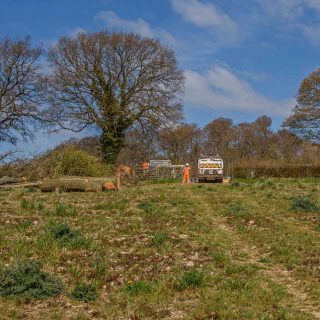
xmin=59 ymin=176 xmax=114 ymax=183
xmin=40 ymin=176 xmax=117 ymax=192
xmin=0 ymin=176 xmax=25 ymax=185
xmin=0 ymin=182 xmax=40 ymax=189
xmin=41 ymin=178 xmax=102 ymax=192
xmin=0 ymin=176 xmax=118 ymax=192
xmin=59 ymin=176 xmax=118 ymax=191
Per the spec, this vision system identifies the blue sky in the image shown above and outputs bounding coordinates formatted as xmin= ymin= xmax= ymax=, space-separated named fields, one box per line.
xmin=1 ymin=0 xmax=320 ymax=154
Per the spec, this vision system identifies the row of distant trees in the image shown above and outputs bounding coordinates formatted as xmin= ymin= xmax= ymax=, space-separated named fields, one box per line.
xmin=62 ymin=114 xmax=320 ymax=171
xmin=117 ymin=116 xmax=320 ymax=169
xmin=1 ymin=30 xmax=320 ymax=165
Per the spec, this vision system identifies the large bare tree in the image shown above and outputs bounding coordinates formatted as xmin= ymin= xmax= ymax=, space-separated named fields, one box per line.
xmin=0 ymin=36 xmax=43 ymax=145
xmin=283 ymin=68 xmax=320 ymax=141
xmin=44 ymin=31 xmax=184 ymax=163
xmin=160 ymin=123 xmax=202 ymax=163
xmin=204 ymin=118 xmax=235 ymax=156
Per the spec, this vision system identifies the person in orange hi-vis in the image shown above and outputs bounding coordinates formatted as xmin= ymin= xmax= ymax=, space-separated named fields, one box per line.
xmin=141 ymin=161 xmax=149 ymax=171
xmin=182 ymin=163 xmax=192 ymax=184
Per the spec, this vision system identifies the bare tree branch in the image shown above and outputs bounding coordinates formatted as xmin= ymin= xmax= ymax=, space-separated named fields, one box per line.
xmin=0 ymin=36 xmax=44 ymax=146
xmin=283 ymin=68 xmax=320 ymax=142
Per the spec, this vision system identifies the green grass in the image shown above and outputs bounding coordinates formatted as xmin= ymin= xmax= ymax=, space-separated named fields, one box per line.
xmin=0 ymin=179 xmax=319 ymax=319
xmin=212 ymin=251 xmax=230 ymax=268
xmin=52 ymin=203 xmax=77 ymax=216
xmin=178 ymin=270 xmax=205 ymax=289
xmin=149 ymin=232 xmax=169 ymax=247
xmin=137 ymin=201 xmax=158 ymax=214
xmin=20 ymin=198 xmax=44 ymax=211
xmin=123 ymin=280 xmax=156 ymax=296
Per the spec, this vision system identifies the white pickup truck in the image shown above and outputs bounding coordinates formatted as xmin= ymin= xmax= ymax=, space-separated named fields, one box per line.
xmin=197 ymin=155 xmax=224 ymax=183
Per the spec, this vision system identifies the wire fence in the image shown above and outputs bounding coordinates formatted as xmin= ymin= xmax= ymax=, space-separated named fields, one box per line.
xmin=134 ymin=165 xmax=184 ymax=180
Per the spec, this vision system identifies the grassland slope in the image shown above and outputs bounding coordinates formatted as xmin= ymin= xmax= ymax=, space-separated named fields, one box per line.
xmin=0 ymin=179 xmax=320 ymax=319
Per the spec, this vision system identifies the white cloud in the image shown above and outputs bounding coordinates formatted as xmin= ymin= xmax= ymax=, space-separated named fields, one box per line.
xmin=306 ymin=0 xmax=320 ymax=11
xmin=259 ymin=0 xmax=320 ymax=44
xmin=260 ymin=0 xmax=320 ymax=19
xmin=66 ymin=27 xmax=86 ymax=38
xmin=184 ymin=66 xmax=295 ymax=116
xmin=96 ymin=11 xmax=176 ymax=46
xmin=96 ymin=11 xmax=153 ymax=37
xmin=171 ymin=0 xmax=237 ymax=33
xmin=300 ymin=23 xmax=320 ymax=44
xmin=238 ymin=70 xmax=269 ymax=82
xmin=260 ymin=0 xmax=304 ymax=19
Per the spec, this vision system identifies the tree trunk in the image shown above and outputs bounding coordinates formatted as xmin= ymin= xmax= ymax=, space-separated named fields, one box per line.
xmin=100 ymin=129 xmax=126 ymax=164
xmin=40 ymin=176 xmax=117 ymax=192
xmin=41 ymin=178 xmax=103 ymax=192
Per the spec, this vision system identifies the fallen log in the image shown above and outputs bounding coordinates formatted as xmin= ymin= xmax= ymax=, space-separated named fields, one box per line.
xmin=102 ymin=181 xmax=117 ymax=191
xmin=41 ymin=178 xmax=102 ymax=192
xmin=59 ymin=175 xmax=113 ymax=182
xmin=58 ymin=176 xmax=118 ymax=191
xmin=0 ymin=182 xmax=40 ymax=189
xmin=0 ymin=176 xmax=25 ymax=185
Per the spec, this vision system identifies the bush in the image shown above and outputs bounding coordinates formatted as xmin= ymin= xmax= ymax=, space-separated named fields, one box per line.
xmin=124 ymin=280 xmax=155 ymax=295
xmin=71 ymin=283 xmax=98 ymax=302
xmin=57 ymin=146 xmax=108 ymax=176
xmin=0 ymin=260 xmax=63 ymax=299
xmin=178 ymin=270 xmax=204 ymax=289
xmin=47 ymin=222 xmax=91 ymax=249
xmin=291 ymin=197 xmax=319 ymax=212
xmin=7 ymin=144 xmax=114 ymax=181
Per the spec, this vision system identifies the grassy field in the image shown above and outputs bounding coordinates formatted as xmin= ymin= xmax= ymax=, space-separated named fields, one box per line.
xmin=1 ymin=179 xmax=320 ymax=319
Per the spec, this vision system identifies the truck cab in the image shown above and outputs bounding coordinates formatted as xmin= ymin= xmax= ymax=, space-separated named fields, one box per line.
xmin=197 ymin=155 xmax=223 ymax=183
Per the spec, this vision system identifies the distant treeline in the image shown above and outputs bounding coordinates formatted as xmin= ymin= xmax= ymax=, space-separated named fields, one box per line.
xmin=53 ymin=115 xmax=320 ymax=175
xmin=232 ymin=165 xmax=320 ymax=179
